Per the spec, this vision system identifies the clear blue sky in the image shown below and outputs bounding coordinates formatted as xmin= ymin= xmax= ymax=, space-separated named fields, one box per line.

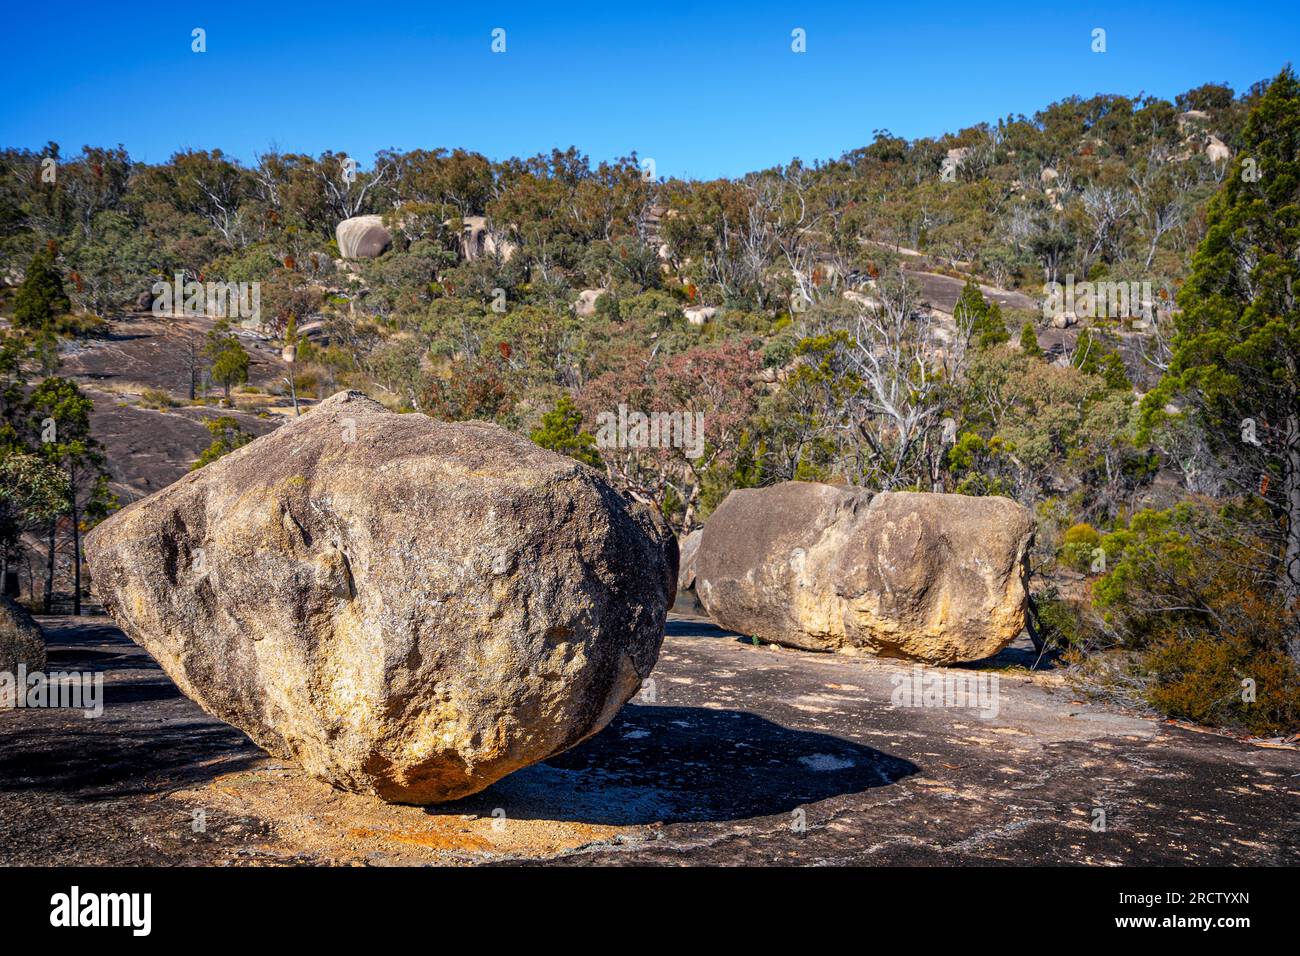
xmin=3 ymin=1 xmax=1296 ymax=179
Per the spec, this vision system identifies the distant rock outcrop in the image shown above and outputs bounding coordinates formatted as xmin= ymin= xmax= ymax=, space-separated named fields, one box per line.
xmin=842 ymin=289 xmax=881 ymax=310
xmin=1176 ymin=111 xmax=1232 ymax=163
xmin=695 ymin=482 xmax=1034 ymax=664
xmin=449 ymin=215 xmax=517 ymax=262
xmin=86 ymin=390 xmax=677 ymax=803
xmin=946 ymin=146 xmax=972 ymax=167
xmin=335 ymin=215 xmax=392 ymax=259
xmin=1205 ymin=135 xmax=1232 ymax=163
xmin=1 ymin=596 xmax=45 ymax=706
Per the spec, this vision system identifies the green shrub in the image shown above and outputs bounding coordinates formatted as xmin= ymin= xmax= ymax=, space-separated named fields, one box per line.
xmin=1034 ymin=586 xmax=1095 ymax=651
xmin=51 ymin=312 xmax=107 ymax=337
xmin=13 ymin=249 xmax=71 ymax=328
xmin=1089 ymin=502 xmax=1300 ymax=734
xmin=1059 ymin=522 xmax=1102 ymax=571
xmin=192 ymin=416 xmax=253 ymax=470
xmin=529 ymin=395 xmax=601 ymax=468
xmin=138 ymin=387 xmax=176 ymax=409
xmin=1139 ymin=633 xmax=1300 ymax=736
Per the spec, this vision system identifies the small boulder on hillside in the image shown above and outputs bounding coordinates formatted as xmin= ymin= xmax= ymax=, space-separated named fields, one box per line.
xmin=1 ymin=596 xmax=45 ymax=707
xmin=1206 ymin=135 xmax=1232 ymax=163
xmin=574 ymin=289 xmax=604 ymax=317
xmin=695 ymin=482 xmax=1035 ymax=664
xmin=86 ymin=391 xmax=677 ymax=803
xmin=335 ymin=215 xmax=392 ymax=259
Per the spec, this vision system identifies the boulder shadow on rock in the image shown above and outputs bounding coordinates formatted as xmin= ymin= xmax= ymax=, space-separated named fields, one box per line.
xmin=436 ymin=704 xmax=919 ymax=825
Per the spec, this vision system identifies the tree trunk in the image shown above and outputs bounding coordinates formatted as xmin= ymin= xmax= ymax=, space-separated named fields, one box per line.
xmin=43 ymin=521 xmax=55 ymax=614
xmin=71 ymin=482 xmax=82 ymax=617
xmin=1283 ymin=408 xmax=1300 ymax=663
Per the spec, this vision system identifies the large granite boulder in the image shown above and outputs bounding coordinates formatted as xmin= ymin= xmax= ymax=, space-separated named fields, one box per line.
xmin=86 ymin=391 xmax=676 ymax=803
xmin=335 ymin=215 xmax=392 ymax=259
xmin=1 ymin=596 xmax=45 ymax=707
xmin=695 ymin=482 xmax=1034 ymax=664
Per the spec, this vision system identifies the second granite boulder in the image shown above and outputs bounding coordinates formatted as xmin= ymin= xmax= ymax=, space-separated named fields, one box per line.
xmin=695 ymin=482 xmax=1033 ymax=664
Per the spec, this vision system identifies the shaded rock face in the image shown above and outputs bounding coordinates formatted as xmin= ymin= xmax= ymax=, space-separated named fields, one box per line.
xmin=671 ymin=529 xmax=705 ymax=616
xmin=335 ymin=215 xmax=392 ymax=259
xmin=1 ymin=596 xmax=45 ymax=706
xmin=695 ymin=482 xmax=1034 ymax=664
xmin=678 ymin=529 xmax=702 ymax=593
xmin=86 ymin=391 xmax=676 ymax=803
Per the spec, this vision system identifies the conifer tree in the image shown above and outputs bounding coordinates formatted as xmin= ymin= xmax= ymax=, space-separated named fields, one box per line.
xmin=14 ymin=248 xmax=71 ymax=329
xmin=1141 ymin=68 xmax=1300 ymax=637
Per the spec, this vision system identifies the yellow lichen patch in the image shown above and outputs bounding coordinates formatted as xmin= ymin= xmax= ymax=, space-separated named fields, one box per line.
xmin=478 ymin=632 xmax=518 ymax=669
xmin=170 ymin=766 xmax=634 ymax=865
xmin=317 ymin=606 xmax=382 ymax=734
xmin=389 ymin=698 xmax=481 ymax=786
xmin=347 ymin=826 xmax=493 ymax=853
xmin=541 ymin=639 xmax=586 ymax=679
